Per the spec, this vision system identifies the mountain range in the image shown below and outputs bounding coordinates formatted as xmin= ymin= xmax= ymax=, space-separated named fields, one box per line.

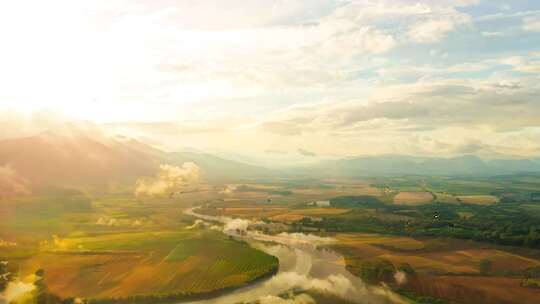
xmin=1 ymin=129 xmax=540 ymax=193
xmin=307 ymin=155 xmax=540 ymax=177
xmin=0 ymin=131 xmax=268 ymax=191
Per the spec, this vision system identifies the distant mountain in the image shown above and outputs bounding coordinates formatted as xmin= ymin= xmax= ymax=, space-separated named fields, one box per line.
xmin=2 ymin=127 xmax=539 ymax=192
xmin=0 ymin=131 xmax=270 ymax=190
xmin=302 ymin=155 xmax=540 ymax=177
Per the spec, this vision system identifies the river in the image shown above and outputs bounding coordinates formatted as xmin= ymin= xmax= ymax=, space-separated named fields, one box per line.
xmin=183 ymin=208 xmax=406 ymax=304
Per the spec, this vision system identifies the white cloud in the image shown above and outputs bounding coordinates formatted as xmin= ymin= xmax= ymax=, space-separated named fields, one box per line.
xmin=481 ymin=31 xmax=504 ymax=37
xmin=408 ymin=10 xmax=471 ymax=43
xmin=0 ymin=0 xmax=538 ymax=159
xmin=523 ymin=16 xmax=540 ymax=32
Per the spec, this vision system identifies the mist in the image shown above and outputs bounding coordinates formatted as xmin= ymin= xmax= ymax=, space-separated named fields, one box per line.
xmin=185 ymin=208 xmax=405 ymax=304
xmin=135 ymin=162 xmax=201 ymax=197
xmin=0 ymin=165 xmax=30 ymax=199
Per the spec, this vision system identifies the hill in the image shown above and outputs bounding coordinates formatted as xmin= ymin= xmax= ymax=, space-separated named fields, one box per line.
xmin=0 ymin=131 xmax=270 ymax=191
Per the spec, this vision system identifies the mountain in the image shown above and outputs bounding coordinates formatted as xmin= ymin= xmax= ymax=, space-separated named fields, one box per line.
xmin=2 ymin=127 xmax=539 ymax=192
xmin=301 ymin=155 xmax=540 ymax=177
xmin=0 ymin=131 xmax=270 ymax=190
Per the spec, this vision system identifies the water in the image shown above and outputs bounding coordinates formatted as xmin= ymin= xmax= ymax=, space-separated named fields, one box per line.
xmin=183 ymin=208 xmax=405 ymax=304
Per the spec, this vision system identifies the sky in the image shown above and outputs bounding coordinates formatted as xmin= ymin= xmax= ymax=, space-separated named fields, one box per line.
xmin=0 ymin=0 xmax=539 ymax=161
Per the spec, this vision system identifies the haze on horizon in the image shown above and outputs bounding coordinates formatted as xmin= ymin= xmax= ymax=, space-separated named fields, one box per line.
xmin=1 ymin=0 xmax=540 ymax=162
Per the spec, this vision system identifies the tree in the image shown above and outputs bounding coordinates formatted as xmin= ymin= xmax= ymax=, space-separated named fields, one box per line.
xmin=359 ymin=259 xmax=396 ymax=285
xmin=479 ymin=259 xmax=492 ymax=275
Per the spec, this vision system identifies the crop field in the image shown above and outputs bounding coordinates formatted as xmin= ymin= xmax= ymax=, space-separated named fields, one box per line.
xmin=336 ymin=233 xmax=426 ymax=251
xmin=270 ymin=208 xmax=350 ymax=222
xmin=335 ymin=233 xmax=540 ymax=273
xmin=332 ymin=232 xmax=540 ymax=304
xmin=201 ymin=206 xmax=289 ymax=219
xmin=393 ymin=192 xmax=434 ymax=205
xmin=410 ymin=275 xmax=540 ymax=304
xmin=1 ymin=192 xmax=279 ymax=302
xmin=457 ymin=195 xmax=499 ymax=205
xmin=17 ymin=230 xmax=278 ymax=299
xmin=434 ymin=193 xmax=460 ymax=204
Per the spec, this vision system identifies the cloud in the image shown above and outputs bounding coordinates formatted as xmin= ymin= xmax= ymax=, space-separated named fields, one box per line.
xmin=265 ymin=149 xmax=288 ymax=155
xmin=523 ymin=16 xmax=540 ymax=32
xmin=454 ymin=139 xmax=488 ymax=154
xmin=407 ymin=10 xmax=471 ymax=43
xmin=481 ymin=31 xmax=504 ymax=37
xmin=251 ymin=74 xmax=540 ymax=157
xmin=298 ymin=149 xmax=317 ymax=157
xmin=0 ymin=165 xmax=30 ymax=199
xmin=261 ymin=122 xmax=303 ymax=136
xmin=1 ymin=1 xmax=537 ymax=159
xmin=266 ymin=77 xmax=540 ymax=132
xmin=134 ymin=162 xmax=201 ymax=197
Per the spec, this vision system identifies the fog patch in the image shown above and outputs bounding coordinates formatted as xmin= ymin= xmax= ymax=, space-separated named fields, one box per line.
xmin=224 ymin=218 xmax=250 ymax=234
xmin=96 ymin=216 xmax=146 ymax=227
xmin=219 ymin=185 xmax=237 ymax=195
xmin=0 ymin=165 xmax=30 ymax=199
xmin=135 ymin=163 xmax=201 ymax=197
xmin=0 ymin=279 xmax=35 ymax=303
xmin=184 ymin=208 xmax=405 ymax=304
xmin=186 ymin=219 xmax=209 ymax=230
xmin=275 ymin=233 xmax=335 ymax=245
xmin=394 ymin=271 xmax=407 ymax=286
xmin=0 ymin=239 xmax=17 ymax=248
xmin=259 ymin=294 xmax=315 ymax=304
xmin=297 ymin=149 xmax=316 ymax=157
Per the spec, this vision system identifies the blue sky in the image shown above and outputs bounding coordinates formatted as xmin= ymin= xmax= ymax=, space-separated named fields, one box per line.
xmin=0 ymin=0 xmax=539 ymax=160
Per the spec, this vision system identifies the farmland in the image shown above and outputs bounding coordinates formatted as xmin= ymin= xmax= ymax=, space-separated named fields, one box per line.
xmin=0 ymin=191 xmax=278 ymax=302
xmin=3 ymin=174 xmax=540 ymax=304
xmin=393 ymin=192 xmax=434 ymax=205
xmin=195 ymin=175 xmax=540 ymax=304
xmin=19 ymin=231 xmax=278 ymax=300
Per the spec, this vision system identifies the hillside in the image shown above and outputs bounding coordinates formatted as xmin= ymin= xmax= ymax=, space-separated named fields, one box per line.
xmin=0 ymin=132 xmax=270 ymax=190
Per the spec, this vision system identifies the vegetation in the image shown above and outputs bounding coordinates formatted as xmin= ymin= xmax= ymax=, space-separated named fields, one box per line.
xmin=297 ymin=193 xmax=540 ymax=249
xmin=347 ymin=258 xmax=395 ymax=285
xmin=479 ymin=259 xmax=492 ymax=275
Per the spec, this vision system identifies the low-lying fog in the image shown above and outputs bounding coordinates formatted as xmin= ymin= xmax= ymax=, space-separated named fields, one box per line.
xmin=184 ymin=208 xmax=406 ymax=304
